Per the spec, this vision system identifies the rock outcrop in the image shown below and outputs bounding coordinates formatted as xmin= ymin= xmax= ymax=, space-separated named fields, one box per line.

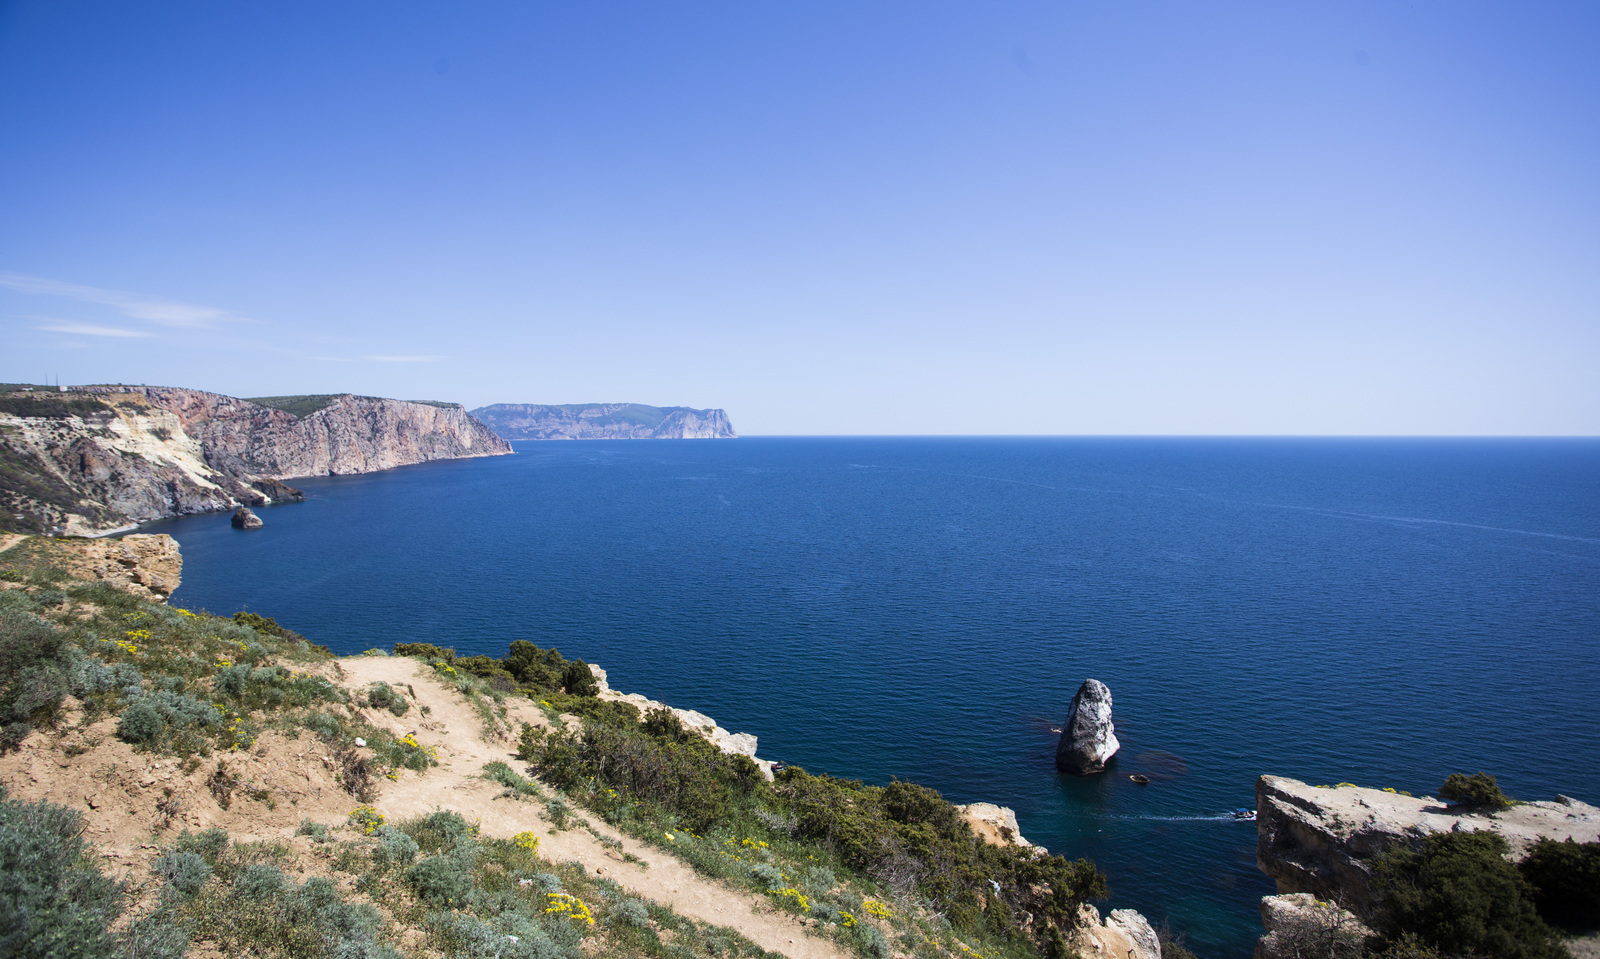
xmin=0 ymin=386 xmax=511 ymax=534
xmin=588 ymin=664 xmax=772 ymax=778
xmin=231 ymin=506 xmax=263 ymax=529
xmin=1056 ymin=679 xmax=1120 ymax=774
xmin=956 ymin=802 xmax=1042 ymax=851
xmin=12 ymin=533 xmax=183 ymax=602
xmin=470 ymin=403 xmax=737 ymax=440
xmin=1068 ymin=904 xmax=1162 ymax=959
xmin=1254 ymin=894 xmax=1371 ymax=959
xmin=1256 ymin=775 xmax=1600 ymax=914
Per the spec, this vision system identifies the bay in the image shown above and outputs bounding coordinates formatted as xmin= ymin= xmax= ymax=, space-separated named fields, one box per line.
xmin=142 ymin=437 xmax=1600 ymax=957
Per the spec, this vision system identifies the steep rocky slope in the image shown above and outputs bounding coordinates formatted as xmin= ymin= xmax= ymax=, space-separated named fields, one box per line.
xmin=471 ymin=402 xmax=737 ymax=440
xmin=0 ymin=386 xmax=511 ymax=534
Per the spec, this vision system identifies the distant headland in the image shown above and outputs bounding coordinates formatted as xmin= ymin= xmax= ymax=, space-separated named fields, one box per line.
xmin=470 ymin=402 xmax=737 ymax=440
xmin=0 ymin=385 xmax=511 ymax=535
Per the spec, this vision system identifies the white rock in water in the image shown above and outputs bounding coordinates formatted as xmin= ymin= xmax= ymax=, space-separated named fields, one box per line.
xmin=1056 ymin=679 xmax=1120 ymax=775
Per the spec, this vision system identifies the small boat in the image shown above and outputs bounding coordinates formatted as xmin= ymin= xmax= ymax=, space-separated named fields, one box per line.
xmin=1128 ymin=774 xmax=1151 ymax=785
xmin=1233 ymin=808 xmax=1257 ymax=822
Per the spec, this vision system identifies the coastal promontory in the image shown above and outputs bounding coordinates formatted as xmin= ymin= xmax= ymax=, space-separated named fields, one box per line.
xmin=0 ymin=386 xmax=512 ymax=535
xmin=470 ymin=402 xmax=737 ymax=440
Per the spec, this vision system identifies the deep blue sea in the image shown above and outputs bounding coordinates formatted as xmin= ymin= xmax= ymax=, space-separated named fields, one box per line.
xmin=141 ymin=438 xmax=1600 ymax=958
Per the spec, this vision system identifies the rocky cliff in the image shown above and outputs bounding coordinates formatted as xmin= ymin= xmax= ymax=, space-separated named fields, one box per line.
xmin=470 ymin=402 xmax=737 ymax=440
xmin=0 ymin=386 xmax=511 ymax=534
xmin=1256 ymin=775 xmax=1600 ymax=914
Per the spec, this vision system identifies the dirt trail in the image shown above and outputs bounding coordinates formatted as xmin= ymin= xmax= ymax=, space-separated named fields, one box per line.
xmin=0 ymin=533 xmax=25 ymax=554
xmin=340 ymin=656 xmax=847 ymax=959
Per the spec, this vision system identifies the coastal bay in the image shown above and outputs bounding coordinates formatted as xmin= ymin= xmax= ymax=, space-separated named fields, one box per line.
xmin=143 ymin=436 xmax=1600 ymax=956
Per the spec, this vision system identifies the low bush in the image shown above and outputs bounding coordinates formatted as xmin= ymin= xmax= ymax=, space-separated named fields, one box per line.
xmin=0 ymin=606 xmax=73 ymax=753
xmin=1372 ymin=831 xmax=1567 ymax=959
xmin=365 ymin=682 xmax=409 ymax=716
xmin=0 ymin=785 xmax=188 ymax=959
xmin=151 ymin=851 xmax=212 ymax=896
xmin=407 ymin=854 xmax=475 ymax=906
xmin=1439 ymin=772 xmax=1513 ymax=811
xmin=1519 ymin=838 xmax=1600 ymax=930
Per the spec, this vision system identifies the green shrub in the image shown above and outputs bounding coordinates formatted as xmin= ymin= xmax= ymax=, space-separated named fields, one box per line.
xmin=394 ymin=642 xmax=455 ymax=662
xmin=365 ymin=682 xmax=409 ymax=716
xmin=0 ymin=786 xmax=125 ymax=957
xmin=174 ymin=828 xmax=230 ymax=864
xmin=117 ymin=702 xmax=165 ymax=745
xmin=375 ymin=825 xmax=420 ymax=864
xmin=0 ymin=606 xmax=72 ymax=753
xmin=611 ymin=898 xmax=650 ymax=927
xmin=232 ymin=863 xmax=287 ymax=900
xmin=151 ymin=851 xmax=212 ymax=896
xmin=1372 ymin=831 xmax=1567 ymax=959
xmin=560 ymin=659 xmax=598 ymax=697
xmin=1439 ymin=772 xmax=1513 ymax=810
xmin=406 ymin=855 xmax=474 ymax=906
xmin=400 ymin=810 xmax=475 ymax=853
xmin=1519 ymin=838 xmax=1600 ymax=930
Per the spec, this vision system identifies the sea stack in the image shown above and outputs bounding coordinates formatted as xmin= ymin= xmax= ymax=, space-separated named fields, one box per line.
xmin=1056 ymin=679 xmax=1120 ymax=774
xmin=230 ymin=506 xmax=263 ymax=529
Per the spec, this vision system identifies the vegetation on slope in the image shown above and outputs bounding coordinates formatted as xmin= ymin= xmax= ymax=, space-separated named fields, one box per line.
xmin=246 ymin=394 xmax=346 ymax=418
xmin=3 ymin=537 xmax=1114 ymax=959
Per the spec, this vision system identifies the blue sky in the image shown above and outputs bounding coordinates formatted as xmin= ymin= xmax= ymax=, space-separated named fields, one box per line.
xmin=2 ymin=2 xmax=1596 ymax=434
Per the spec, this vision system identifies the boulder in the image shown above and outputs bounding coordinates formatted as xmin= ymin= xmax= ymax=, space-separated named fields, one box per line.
xmin=1056 ymin=679 xmax=1120 ymax=774
xmin=231 ymin=506 xmax=263 ymax=529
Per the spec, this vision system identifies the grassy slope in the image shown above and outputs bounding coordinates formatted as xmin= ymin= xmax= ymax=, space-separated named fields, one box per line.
xmin=2 ymin=536 xmax=1089 ymax=959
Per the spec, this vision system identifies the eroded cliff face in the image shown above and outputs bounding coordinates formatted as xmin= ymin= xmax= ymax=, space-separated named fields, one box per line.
xmin=0 ymin=387 xmax=511 ymax=534
xmin=470 ymin=402 xmax=737 ymax=440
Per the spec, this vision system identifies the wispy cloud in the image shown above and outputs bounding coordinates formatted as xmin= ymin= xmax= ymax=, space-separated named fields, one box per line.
xmin=34 ymin=320 xmax=156 ymax=339
xmin=0 ymin=271 xmax=240 ymax=328
xmin=361 ymin=354 xmax=447 ymax=363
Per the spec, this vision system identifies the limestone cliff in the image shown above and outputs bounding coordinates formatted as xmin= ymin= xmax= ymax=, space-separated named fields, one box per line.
xmin=0 ymin=386 xmax=511 ymax=534
xmin=470 ymin=402 xmax=737 ymax=440
xmin=1256 ymin=775 xmax=1600 ymax=914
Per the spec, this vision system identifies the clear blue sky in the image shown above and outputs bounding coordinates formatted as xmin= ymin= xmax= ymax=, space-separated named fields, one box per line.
xmin=2 ymin=2 xmax=1596 ymax=434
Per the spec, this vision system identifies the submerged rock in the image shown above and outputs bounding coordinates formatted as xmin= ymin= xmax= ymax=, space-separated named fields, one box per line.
xmin=231 ymin=506 xmax=263 ymax=529
xmin=1056 ymin=679 xmax=1120 ymax=775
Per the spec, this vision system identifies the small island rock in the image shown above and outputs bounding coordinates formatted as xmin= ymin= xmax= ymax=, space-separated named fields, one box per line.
xmin=1056 ymin=678 xmax=1120 ymax=775
xmin=231 ymin=506 xmax=263 ymax=529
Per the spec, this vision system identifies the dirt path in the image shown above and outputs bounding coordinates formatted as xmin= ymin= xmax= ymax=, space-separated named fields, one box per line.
xmin=339 ymin=656 xmax=848 ymax=959
xmin=0 ymin=534 xmax=25 ymax=555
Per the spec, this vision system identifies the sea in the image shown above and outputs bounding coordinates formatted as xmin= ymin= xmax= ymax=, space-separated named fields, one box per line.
xmin=141 ymin=437 xmax=1600 ymax=957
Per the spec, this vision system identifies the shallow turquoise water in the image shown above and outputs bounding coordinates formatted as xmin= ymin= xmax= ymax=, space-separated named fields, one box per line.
xmin=144 ymin=437 xmax=1600 ymax=957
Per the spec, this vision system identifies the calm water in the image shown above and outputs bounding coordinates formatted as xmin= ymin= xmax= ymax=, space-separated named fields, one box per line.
xmin=142 ymin=438 xmax=1600 ymax=957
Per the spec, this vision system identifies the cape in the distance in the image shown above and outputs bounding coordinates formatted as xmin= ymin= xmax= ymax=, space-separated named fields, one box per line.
xmin=471 ymin=402 xmax=737 ymax=440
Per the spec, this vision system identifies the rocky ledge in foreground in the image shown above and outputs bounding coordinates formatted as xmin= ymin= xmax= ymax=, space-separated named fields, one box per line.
xmin=1256 ymin=774 xmax=1600 ymax=914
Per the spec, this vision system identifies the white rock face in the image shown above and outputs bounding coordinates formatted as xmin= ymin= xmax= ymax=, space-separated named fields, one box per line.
xmin=1256 ymin=775 xmax=1600 ymax=914
xmin=1056 ymin=679 xmax=1120 ymax=774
